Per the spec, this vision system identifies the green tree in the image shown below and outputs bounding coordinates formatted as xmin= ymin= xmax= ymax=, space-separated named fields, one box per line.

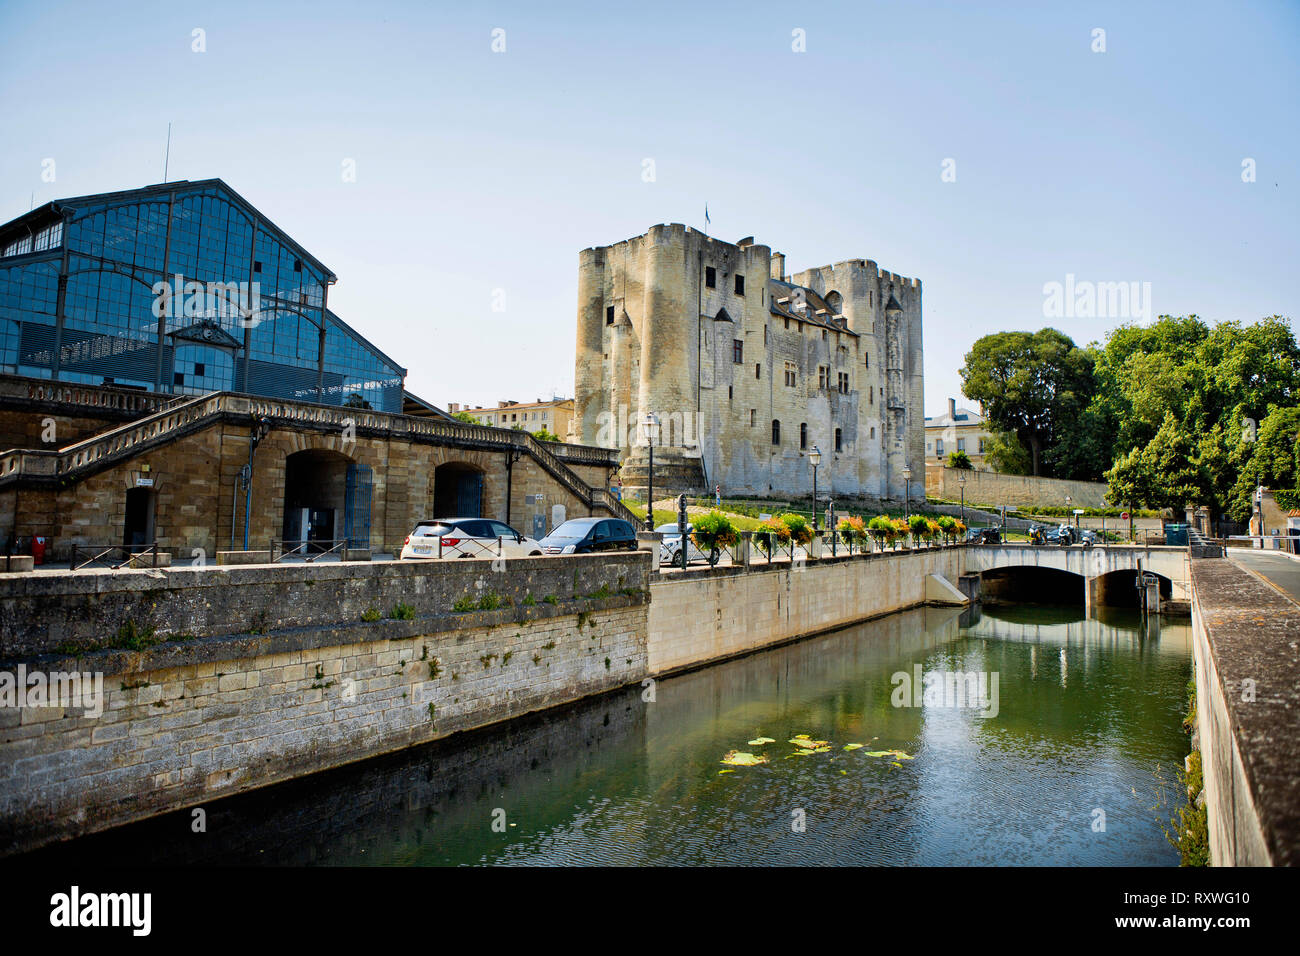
xmin=946 ymin=449 xmax=973 ymax=469
xmin=531 ymin=427 xmax=561 ymax=443
xmin=960 ymin=328 xmax=1096 ymax=476
xmin=451 ymin=411 xmax=480 ymax=424
xmin=1105 ymin=412 xmax=1209 ymax=511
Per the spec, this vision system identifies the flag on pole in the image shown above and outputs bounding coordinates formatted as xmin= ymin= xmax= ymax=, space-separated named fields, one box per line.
xmin=704 ymin=203 xmax=710 ymax=229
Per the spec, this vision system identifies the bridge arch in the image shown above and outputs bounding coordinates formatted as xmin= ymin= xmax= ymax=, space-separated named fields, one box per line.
xmin=1090 ymin=568 xmax=1173 ymax=608
xmin=978 ymin=565 xmax=1086 ymax=606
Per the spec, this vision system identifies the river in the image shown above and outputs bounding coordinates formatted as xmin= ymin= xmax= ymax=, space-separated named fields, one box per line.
xmin=24 ymin=603 xmax=1192 ymax=866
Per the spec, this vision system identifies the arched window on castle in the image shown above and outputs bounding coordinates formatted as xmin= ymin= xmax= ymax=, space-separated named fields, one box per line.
xmin=835 ymin=428 xmax=842 ymax=452
xmin=800 ymin=422 xmax=807 ymax=450
xmin=772 ymin=420 xmax=781 ymax=446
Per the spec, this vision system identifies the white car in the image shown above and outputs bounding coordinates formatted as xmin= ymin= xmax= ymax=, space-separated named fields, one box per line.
xmin=400 ymin=518 xmax=543 ymax=560
xmin=656 ymin=522 xmax=717 ymax=566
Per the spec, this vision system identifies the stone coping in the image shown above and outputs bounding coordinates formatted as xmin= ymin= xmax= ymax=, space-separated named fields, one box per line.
xmin=1191 ymin=556 xmax=1300 ymax=864
xmin=0 ymin=590 xmax=647 ymax=675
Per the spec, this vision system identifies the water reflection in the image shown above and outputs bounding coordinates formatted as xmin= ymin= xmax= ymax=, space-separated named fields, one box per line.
xmin=22 ymin=606 xmax=1191 ymax=866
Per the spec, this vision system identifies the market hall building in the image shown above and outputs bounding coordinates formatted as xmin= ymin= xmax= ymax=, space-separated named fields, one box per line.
xmin=0 ymin=180 xmax=626 ymax=562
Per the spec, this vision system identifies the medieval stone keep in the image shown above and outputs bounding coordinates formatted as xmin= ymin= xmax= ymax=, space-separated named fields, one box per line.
xmin=573 ymin=224 xmax=924 ymax=500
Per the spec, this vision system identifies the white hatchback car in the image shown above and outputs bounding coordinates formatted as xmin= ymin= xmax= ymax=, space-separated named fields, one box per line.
xmin=400 ymin=518 xmax=544 ymax=560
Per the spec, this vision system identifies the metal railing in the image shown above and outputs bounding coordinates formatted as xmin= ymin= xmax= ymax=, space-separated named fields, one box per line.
xmin=70 ymin=542 xmax=164 ymax=571
xmin=270 ymin=538 xmax=369 ymax=562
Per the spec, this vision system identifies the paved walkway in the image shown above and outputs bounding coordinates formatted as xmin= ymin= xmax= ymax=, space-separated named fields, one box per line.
xmin=1230 ymin=549 xmax=1300 ymax=606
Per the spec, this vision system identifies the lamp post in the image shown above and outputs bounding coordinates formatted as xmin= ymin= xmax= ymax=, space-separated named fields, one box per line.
xmin=809 ymin=445 xmax=821 ymax=533
xmin=242 ymin=416 xmax=271 ymax=551
xmin=958 ymin=470 xmax=967 ymax=525
xmin=640 ymin=412 xmax=660 ymax=532
xmin=903 ymin=465 xmax=913 ymax=520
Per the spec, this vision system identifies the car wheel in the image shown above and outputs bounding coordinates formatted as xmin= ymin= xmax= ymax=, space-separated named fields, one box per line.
xmin=529 ymin=550 xmax=542 ymax=556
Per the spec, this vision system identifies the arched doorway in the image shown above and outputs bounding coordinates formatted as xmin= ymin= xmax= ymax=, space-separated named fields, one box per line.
xmin=283 ymin=449 xmax=370 ymax=551
xmin=433 ymin=463 xmax=484 ymax=518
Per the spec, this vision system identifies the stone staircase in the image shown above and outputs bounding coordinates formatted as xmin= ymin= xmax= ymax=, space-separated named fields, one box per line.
xmin=0 ymin=388 xmax=638 ymax=525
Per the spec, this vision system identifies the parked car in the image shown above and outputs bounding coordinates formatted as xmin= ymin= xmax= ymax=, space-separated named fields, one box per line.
xmin=655 ymin=522 xmax=717 ymax=566
xmin=539 ymin=517 xmax=638 ymax=555
xmin=400 ymin=518 xmax=543 ymax=560
xmin=966 ymin=526 xmax=1002 ymax=545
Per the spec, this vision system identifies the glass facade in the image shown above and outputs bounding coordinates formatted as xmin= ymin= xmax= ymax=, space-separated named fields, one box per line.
xmin=0 ymin=180 xmax=405 ymax=411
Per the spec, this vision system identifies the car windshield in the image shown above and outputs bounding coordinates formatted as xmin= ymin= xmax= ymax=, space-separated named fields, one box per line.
xmin=546 ymin=521 xmax=595 ymax=542
xmin=655 ymin=523 xmax=689 ymax=534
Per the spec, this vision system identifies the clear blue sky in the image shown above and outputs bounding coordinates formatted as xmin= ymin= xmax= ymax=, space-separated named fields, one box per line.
xmin=2 ymin=0 xmax=1296 ymax=415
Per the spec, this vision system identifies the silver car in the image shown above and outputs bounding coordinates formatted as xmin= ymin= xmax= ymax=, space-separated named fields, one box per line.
xmin=656 ymin=522 xmax=717 ymax=565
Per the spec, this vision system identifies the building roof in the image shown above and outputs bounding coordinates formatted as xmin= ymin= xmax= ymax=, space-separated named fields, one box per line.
xmin=768 ymin=279 xmax=855 ymax=335
xmin=0 ymin=178 xmax=338 ymax=282
xmin=924 ymin=405 xmax=985 ymax=429
xmin=462 ymin=398 xmax=573 ymax=414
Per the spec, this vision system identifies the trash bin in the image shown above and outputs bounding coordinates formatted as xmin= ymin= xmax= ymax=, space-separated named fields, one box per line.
xmin=1163 ymin=523 xmax=1188 ymax=546
xmin=31 ymin=535 xmax=46 ymax=565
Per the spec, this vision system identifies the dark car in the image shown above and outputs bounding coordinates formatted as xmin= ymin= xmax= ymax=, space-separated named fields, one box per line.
xmin=539 ymin=517 xmax=638 ymax=555
xmin=966 ymin=527 xmax=1002 ymax=545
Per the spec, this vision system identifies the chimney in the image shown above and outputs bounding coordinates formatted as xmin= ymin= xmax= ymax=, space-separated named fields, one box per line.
xmin=948 ymin=397 xmax=957 ymax=419
xmin=770 ymin=252 xmax=785 ymax=281
xmin=448 ymin=402 xmax=459 ymax=412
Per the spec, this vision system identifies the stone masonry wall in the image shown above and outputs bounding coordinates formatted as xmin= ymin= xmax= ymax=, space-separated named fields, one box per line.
xmin=0 ymin=553 xmax=650 ymax=854
xmin=926 ymin=465 xmax=1109 ymax=510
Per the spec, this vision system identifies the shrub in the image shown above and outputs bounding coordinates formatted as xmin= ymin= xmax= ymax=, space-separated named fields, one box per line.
xmin=947 ymin=450 xmax=974 ymax=469
xmin=390 ymin=602 xmax=416 ymax=620
xmin=778 ymin=512 xmax=813 ymax=546
xmin=838 ymin=515 xmax=867 ymax=547
xmin=890 ymin=518 xmax=910 ymax=547
xmin=691 ymin=510 xmax=739 ymax=551
xmin=361 ymin=607 xmax=382 ymax=623
xmin=867 ymin=515 xmax=894 ymax=544
xmin=908 ymin=513 xmax=932 ymax=541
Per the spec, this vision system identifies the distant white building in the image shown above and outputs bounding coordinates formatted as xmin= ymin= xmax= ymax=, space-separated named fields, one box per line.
xmin=924 ymin=398 xmax=993 ymax=469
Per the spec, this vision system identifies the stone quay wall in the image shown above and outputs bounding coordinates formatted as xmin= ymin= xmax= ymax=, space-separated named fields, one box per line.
xmin=1190 ymin=557 xmax=1300 ymax=865
xmin=0 ymin=553 xmax=650 ymax=855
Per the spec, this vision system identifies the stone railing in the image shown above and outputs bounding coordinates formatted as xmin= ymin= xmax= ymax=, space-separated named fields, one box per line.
xmin=0 ymin=388 xmax=635 ymax=522
xmin=0 ymin=372 xmax=182 ymax=416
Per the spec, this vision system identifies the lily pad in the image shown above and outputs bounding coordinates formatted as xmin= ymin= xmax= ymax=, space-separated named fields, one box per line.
xmin=748 ymin=737 xmax=776 ymax=746
xmin=843 ymin=743 xmax=864 ymax=751
xmin=718 ymin=769 xmax=735 ymax=775
xmin=812 ymin=746 xmax=831 ymax=753
xmin=788 ymin=737 xmax=830 ymax=749
xmin=721 ymin=750 xmax=769 ymax=767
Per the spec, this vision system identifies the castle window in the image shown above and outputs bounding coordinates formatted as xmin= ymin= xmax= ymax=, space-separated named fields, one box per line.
xmin=733 ymin=339 xmax=743 ymax=364
xmin=936 ymin=439 xmax=944 ymax=455
xmin=750 ymin=409 xmax=756 ymax=426
xmin=784 ymin=362 xmax=796 ymax=387
xmin=784 ymin=318 xmax=790 ymax=331
xmin=772 ymin=420 xmax=781 ymax=445
xmin=957 ymin=438 xmax=966 ymax=452
xmin=818 ymin=366 xmax=828 ymax=389
xmin=755 ymin=363 xmax=761 ymax=380
xmin=728 ymin=385 xmax=733 ymax=400
xmin=606 ymin=306 xmax=614 ymax=325
xmin=764 ymin=327 xmax=768 ymax=344
xmin=869 ymin=290 xmax=873 ymax=307
xmin=835 ymin=428 xmax=842 ymax=452
xmin=822 ymin=330 xmax=827 ymax=341
xmin=864 ymin=353 xmax=869 ymax=368
xmin=838 ymin=372 xmax=849 ymax=394
xmin=870 ymin=388 xmax=874 ymax=405
xmin=870 ymin=426 xmax=875 ymax=439
xmin=705 ymin=266 xmax=716 ymax=288
xmin=800 ymin=423 xmax=808 ymax=450
xmin=735 ymin=274 xmax=745 ymax=295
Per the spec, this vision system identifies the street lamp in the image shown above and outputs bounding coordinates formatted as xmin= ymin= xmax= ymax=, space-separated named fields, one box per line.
xmin=903 ymin=465 xmax=913 ymax=519
xmin=1066 ymin=495 xmax=1076 ymax=531
xmin=809 ymin=445 xmax=822 ymax=532
xmin=640 ymin=412 xmax=660 ymax=531
xmin=957 ymin=470 xmax=967 ymax=525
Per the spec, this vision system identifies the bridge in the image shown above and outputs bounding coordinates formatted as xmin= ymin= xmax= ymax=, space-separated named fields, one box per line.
xmin=964 ymin=544 xmax=1190 ymax=613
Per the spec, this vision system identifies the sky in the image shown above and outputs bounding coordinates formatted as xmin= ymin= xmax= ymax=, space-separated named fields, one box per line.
xmin=1 ymin=0 xmax=1297 ymax=416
